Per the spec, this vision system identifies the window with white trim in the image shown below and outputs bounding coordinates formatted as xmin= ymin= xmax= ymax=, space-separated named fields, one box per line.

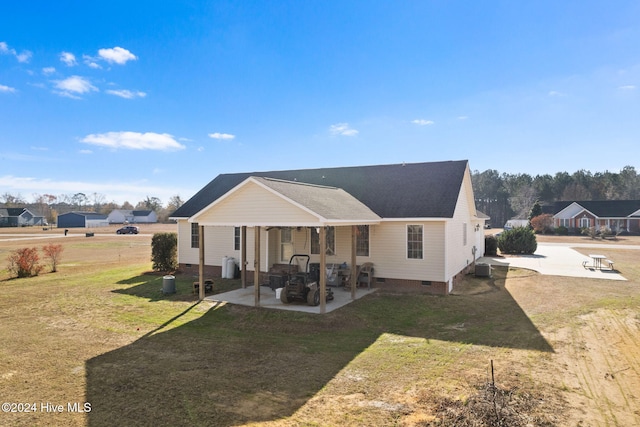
xmin=407 ymin=225 xmax=423 ymax=259
xmin=580 ymin=217 xmax=591 ymax=228
xmin=234 ymin=227 xmax=240 ymax=251
xmin=191 ymin=223 xmax=199 ymax=248
xmin=356 ymin=225 xmax=369 ymax=256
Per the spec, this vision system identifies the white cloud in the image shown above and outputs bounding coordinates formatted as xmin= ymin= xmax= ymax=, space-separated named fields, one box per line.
xmin=98 ymin=47 xmax=137 ymax=65
xmin=106 ymin=89 xmax=147 ymax=99
xmin=42 ymin=67 xmax=56 ymax=75
xmin=208 ymin=132 xmax=236 ymax=140
xmin=83 ymin=54 xmax=101 ymax=69
xmin=54 ymin=75 xmax=98 ymax=98
xmin=618 ymin=85 xmax=636 ymax=90
xmin=60 ymin=51 xmax=77 ymax=66
xmin=0 ymin=84 xmax=16 ymax=93
xmin=548 ymin=90 xmax=566 ymax=97
xmin=329 ymin=123 xmax=359 ymax=136
xmin=0 ymin=41 xmax=31 ymax=63
xmin=81 ymin=131 xmax=186 ymax=151
xmin=457 ymin=116 xmax=469 ymax=120
xmin=411 ymin=119 xmax=434 ymax=126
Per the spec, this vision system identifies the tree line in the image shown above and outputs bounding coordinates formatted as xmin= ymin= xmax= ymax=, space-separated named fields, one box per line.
xmin=0 ymin=192 xmax=185 ymax=224
xmin=3 ymin=165 xmax=638 ymax=228
xmin=472 ymin=165 xmax=639 ymax=228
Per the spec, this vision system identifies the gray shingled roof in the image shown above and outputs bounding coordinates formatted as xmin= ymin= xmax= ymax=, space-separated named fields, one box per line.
xmin=553 ymin=200 xmax=640 ymax=217
xmin=252 ymin=177 xmax=380 ymax=222
xmin=172 ymin=160 xmax=469 ymax=219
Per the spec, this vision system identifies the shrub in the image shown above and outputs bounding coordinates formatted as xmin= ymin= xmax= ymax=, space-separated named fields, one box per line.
xmin=484 ymin=235 xmax=498 ymax=256
xmin=555 ymin=225 xmax=568 ymax=235
xmin=151 ymin=232 xmax=178 ymax=272
xmin=42 ymin=243 xmax=64 ymax=273
xmin=497 ymin=227 xmax=537 ymax=254
xmin=7 ymin=247 xmax=43 ymax=278
xmin=530 ymin=214 xmax=554 ymax=234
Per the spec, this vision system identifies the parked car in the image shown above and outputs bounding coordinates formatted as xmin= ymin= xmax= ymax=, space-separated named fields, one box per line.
xmin=116 ymin=225 xmax=139 ymax=234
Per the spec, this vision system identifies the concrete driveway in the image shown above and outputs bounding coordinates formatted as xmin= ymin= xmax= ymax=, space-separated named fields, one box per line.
xmin=479 ymin=242 xmax=628 ymax=281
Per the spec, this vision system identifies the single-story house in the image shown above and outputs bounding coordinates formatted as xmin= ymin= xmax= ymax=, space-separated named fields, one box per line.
xmin=171 ymin=160 xmax=486 ymax=306
xmin=0 ymin=207 xmax=46 ymax=227
xmin=552 ymin=200 xmax=640 ymax=233
xmin=108 ymin=209 xmax=158 ymax=224
xmin=57 ymin=212 xmax=109 ymax=228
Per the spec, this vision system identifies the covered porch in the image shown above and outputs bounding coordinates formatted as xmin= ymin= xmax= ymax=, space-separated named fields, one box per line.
xmin=204 ymin=285 xmax=376 ymax=314
xmin=190 ymin=176 xmax=381 ymax=313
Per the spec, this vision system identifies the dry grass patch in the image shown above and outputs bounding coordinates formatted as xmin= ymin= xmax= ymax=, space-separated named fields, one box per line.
xmin=1 ymin=231 xmax=639 ymax=426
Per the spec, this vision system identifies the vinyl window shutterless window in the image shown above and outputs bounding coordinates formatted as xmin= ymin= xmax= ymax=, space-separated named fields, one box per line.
xmin=191 ymin=223 xmax=199 ymax=248
xmin=356 ymin=225 xmax=369 ymax=256
xmin=407 ymin=225 xmax=423 ymax=259
xmin=234 ymin=227 xmax=241 ymax=250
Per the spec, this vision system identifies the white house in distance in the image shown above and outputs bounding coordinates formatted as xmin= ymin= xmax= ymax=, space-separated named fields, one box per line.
xmin=171 ymin=160 xmax=486 ymax=304
xmin=107 ymin=210 xmax=158 ymax=224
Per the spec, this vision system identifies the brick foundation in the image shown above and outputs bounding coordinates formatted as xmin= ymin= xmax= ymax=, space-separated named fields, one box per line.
xmin=179 ymin=263 xmax=475 ymax=295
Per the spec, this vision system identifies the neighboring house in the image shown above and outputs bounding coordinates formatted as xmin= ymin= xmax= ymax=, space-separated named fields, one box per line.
xmin=57 ymin=212 xmax=109 ymax=228
xmin=170 ymin=160 xmax=486 ymax=297
xmin=0 ymin=207 xmax=46 ymax=227
xmin=552 ymin=200 xmax=640 ymax=233
xmin=108 ymin=209 xmax=158 ymax=224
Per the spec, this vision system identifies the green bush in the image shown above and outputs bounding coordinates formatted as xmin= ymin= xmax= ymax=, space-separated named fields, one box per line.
xmin=484 ymin=235 xmax=498 ymax=256
xmin=497 ymin=227 xmax=537 ymax=254
xmin=151 ymin=232 xmax=178 ymax=272
xmin=555 ymin=225 xmax=568 ymax=235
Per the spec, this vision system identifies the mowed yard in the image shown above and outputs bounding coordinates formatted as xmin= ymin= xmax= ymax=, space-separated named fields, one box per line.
xmin=0 ymin=225 xmax=639 ymax=426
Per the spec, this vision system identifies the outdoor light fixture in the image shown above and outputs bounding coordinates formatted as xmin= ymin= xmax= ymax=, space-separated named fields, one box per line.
xmin=475 ymin=224 xmax=481 ymax=231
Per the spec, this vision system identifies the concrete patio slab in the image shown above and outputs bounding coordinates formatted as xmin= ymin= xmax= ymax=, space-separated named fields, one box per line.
xmin=204 ymin=285 xmax=376 ymax=314
xmin=479 ymin=243 xmax=626 ymax=281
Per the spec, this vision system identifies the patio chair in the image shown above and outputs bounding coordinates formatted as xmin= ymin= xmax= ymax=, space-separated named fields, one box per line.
xmin=357 ymin=263 xmax=374 ymax=289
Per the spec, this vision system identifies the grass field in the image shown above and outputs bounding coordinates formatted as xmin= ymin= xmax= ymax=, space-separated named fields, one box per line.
xmin=0 ymin=226 xmax=639 ymax=426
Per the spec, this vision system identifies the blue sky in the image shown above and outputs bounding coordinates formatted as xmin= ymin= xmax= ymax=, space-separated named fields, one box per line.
xmin=1 ymin=1 xmax=639 ymax=205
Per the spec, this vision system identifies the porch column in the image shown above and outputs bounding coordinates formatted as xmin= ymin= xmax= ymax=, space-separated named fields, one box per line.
xmin=254 ymin=226 xmax=261 ymax=306
xmin=351 ymin=225 xmax=357 ymax=300
xmin=241 ymin=226 xmax=247 ymax=289
xmin=198 ymin=225 xmax=205 ymax=301
xmin=320 ymin=226 xmax=326 ymax=314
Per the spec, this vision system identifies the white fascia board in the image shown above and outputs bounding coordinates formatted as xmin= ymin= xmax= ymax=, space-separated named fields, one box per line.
xmin=380 ymin=217 xmax=448 ymax=222
xmin=570 ymin=208 xmax=597 ymax=219
xmin=195 ymin=219 xmax=382 ymax=227
xmin=189 ymin=176 xmax=326 ymax=224
xmin=189 ymin=177 xmax=256 ymax=223
xmin=249 ymin=177 xmax=327 ymax=222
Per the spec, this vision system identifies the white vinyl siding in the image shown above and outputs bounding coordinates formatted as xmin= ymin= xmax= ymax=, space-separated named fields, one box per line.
xmin=195 ymin=180 xmax=319 ymax=225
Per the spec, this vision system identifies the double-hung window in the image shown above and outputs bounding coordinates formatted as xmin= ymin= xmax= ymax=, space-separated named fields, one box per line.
xmin=191 ymin=223 xmax=199 ymax=248
xmin=407 ymin=225 xmax=423 ymax=259
xmin=356 ymin=225 xmax=369 ymax=256
xmin=234 ymin=227 xmax=241 ymax=251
